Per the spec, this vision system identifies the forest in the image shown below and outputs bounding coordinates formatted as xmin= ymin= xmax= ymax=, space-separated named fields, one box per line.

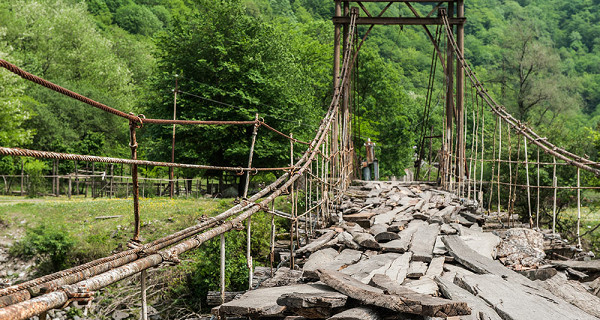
xmin=2 ymin=0 xmax=600 ymax=177
xmin=2 ymin=0 xmax=600 ymax=316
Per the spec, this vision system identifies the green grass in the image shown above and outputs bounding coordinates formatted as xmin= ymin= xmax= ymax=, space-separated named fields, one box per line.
xmin=0 ymin=195 xmax=234 ymax=262
xmin=561 ymin=205 xmax=600 ymax=254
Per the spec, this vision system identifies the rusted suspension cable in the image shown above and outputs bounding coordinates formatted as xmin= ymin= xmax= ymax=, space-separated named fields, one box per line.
xmin=439 ymin=12 xmax=600 ymax=176
xmin=0 ymin=171 xmax=293 ymax=304
xmin=143 ymin=118 xmax=258 ymax=126
xmin=0 ymin=10 xmax=360 ymax=319
xmin=0 ymin=147 xmax=292 ymax=172
xmin=0 ymin=59 xmax=139 ymax=122
xmin=259 ymin=121 xmax=310 ymax=145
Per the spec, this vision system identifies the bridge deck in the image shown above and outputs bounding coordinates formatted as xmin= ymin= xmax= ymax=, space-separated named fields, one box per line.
xmin=214 ymin=181 xmax=600 ymax=320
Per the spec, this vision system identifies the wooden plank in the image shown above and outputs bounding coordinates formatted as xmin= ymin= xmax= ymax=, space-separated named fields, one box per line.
xmin=538 ymin=274 xmax=600 ymax=318
xmin=409 ymin=223 xmax=440 ymax=262
xmin=455 ymin=273 xmax=597 ymax=320
xmin=318 ymin=270 xmax=470 ymax=317
xmin=327 ymin=307 xmax=381 ymax=320
xmin=369 ymin=274 xmax=470 ymax=317
xmin=434 ymin=276 xmax=502 ymax=320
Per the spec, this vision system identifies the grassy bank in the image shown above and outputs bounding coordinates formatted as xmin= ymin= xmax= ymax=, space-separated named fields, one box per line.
xmin=0 ymin=196 xmax=233 ymax=268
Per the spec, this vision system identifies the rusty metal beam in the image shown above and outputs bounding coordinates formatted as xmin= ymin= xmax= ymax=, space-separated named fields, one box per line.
xmin=332 ymin=17 xmax=465 ymax=25
xmin=338 ymin=0 xmax=452 ymax=2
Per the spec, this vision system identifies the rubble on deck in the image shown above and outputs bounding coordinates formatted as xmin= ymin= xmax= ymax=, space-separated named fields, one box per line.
xmin=211 ymin=181 xmax=600 ymax=320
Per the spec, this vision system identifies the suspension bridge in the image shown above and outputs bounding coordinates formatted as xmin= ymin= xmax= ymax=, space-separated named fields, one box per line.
xmin=0 ymin=1 xmax=599 ymax=319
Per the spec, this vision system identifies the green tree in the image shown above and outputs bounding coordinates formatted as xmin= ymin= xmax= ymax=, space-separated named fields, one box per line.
xmin=145 ymin=0 xmax=327 ymax=177
xmin=114 ymin=3 xmax=163 ymax=36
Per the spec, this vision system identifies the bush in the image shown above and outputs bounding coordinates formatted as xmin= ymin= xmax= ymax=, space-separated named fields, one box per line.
xmin=10 ymin=225 xmax=75 ymax=274
xmin=114 ymin=4 xmax=162 ymax=35
xmin=24 ymin=159 xmax=47 ymax=198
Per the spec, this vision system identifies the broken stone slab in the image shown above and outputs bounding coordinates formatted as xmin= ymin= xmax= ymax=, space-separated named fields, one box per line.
xmin=424 ymin=256 xmax=445 ymax=279
xmin=383 ymin=252 xmax=412 ymax=284
xmin=403 ymin=278 xmax=439 ymax=296
xmin=297 ymin=230 xmax=338 ymax=254
xmin=407 ymin=261 xmax=428 ymax=279
xmin=369 ymin=223 xmax=389 ymax=236
xmin=319 ymin=270 xmax=470 ymax=318
xmin=432 ymin=236 xmax=447 ymax=256
xmin=344 ymin=212 xmax=376 ymax=223
xmin=440 ymin=224 xmax=457 ymax=235
xmin=380 ymin=238 xmax=409 ymax=253
xmin=518 ymin=267 xmax=557 ymax=281
xmin=277 ymin=285 xmax=348 ymax=319
xmin=373 ymin=210 xmax=397 ymax=225
xmin=341 ymin=253 xmax=400 ymax=283
xmin=369 ymin=274 xmax=469 ymax=317
xmin=303 ymin=248 xmax=363 ymax=280
xmin=327 ymin=307 xmax=381 ymax=320
xmin=455 ymin=273 xmax=597 ymax=320
xmin=260 ymin=267 xmax=303 ymax=288
xmin=434 ymin=276 xmax=502 ymax=320
xmin=218 ymin=284 xmax=338 ymax=318
xmin=353 ymin=232 xmax=380 ymax=249
xmin=550 ymin=259 xmax=600 ymax=272
xmin=538 ymin=273 xmax=600 ymax=318
xmin=337 ymin=231 xmax=361 ymax=250
xmin=459 ymin=231 xmax=500 ymax=259
xmin=392 ymin=219 xmax=428 ymax=253
xmin=409 ymin=223 xmax=440 ymax=262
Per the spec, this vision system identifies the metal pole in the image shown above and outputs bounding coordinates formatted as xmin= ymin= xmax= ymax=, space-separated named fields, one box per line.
xmin=170 ymin=75 xmax=178 ymax=199
xmin=129 ymin=121 xmax=141 ymax=242
xmin=220 ymin=233 xmax=225 ymax=304
xmin=577 ymin=168 xmax=581 ymax=248
xmin=140 ymin=269 xmax=148 ymax=320
xmin=536 ymin=147 xmax=540 ymax=229
xmin=245 ymin=114 xmax=259 ymax=289
xmin=457 ymin=0 xmax=465 ymax=194
xmin=445 ymin=3 xmax=454 ymax=190
xmin=552 ymin=156 xmax=557 ymax=235
xmin=524 ymin=136 xmax=532 ymax=227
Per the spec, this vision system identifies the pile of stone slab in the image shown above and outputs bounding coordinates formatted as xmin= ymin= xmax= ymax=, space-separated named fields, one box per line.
xmin=213 ymin=181 xmax=600 ymax=320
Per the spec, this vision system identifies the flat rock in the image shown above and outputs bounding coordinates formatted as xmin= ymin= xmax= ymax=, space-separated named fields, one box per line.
xmin=407 ymin=261 xmax=428 ymax=279
xmin=219 ymin=284 xmax=336 ymax=318
xmin=327 ymin=307 xmax=381 ymax=320
xmin=434 ymin=276 xmax=502 ymax=320
xmin=456 ymin=273 xmax=597 ymax=320
xmin=319 ymin=270 xmax=470 ymax=317
xmin=277 ymin=285 xmax=348 ymax=319
xmin=409 ymin=223 xmax=440 ymax=262
xmin=353 ymin=232 xmax=380 ymax=249
xmin=341 ymin=253 xmax=400 ymax=283
xmin=337 ymin=231 xmax=360 ymax=250
xmin=260 ymin=267 xmax=303 ymax=288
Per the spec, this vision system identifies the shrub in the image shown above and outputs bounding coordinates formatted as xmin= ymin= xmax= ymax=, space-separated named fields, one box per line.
xmin=24 ymin=160 xmax=47 ymax=198
xmin=10 ymin=225 xmax=75 ymax=274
